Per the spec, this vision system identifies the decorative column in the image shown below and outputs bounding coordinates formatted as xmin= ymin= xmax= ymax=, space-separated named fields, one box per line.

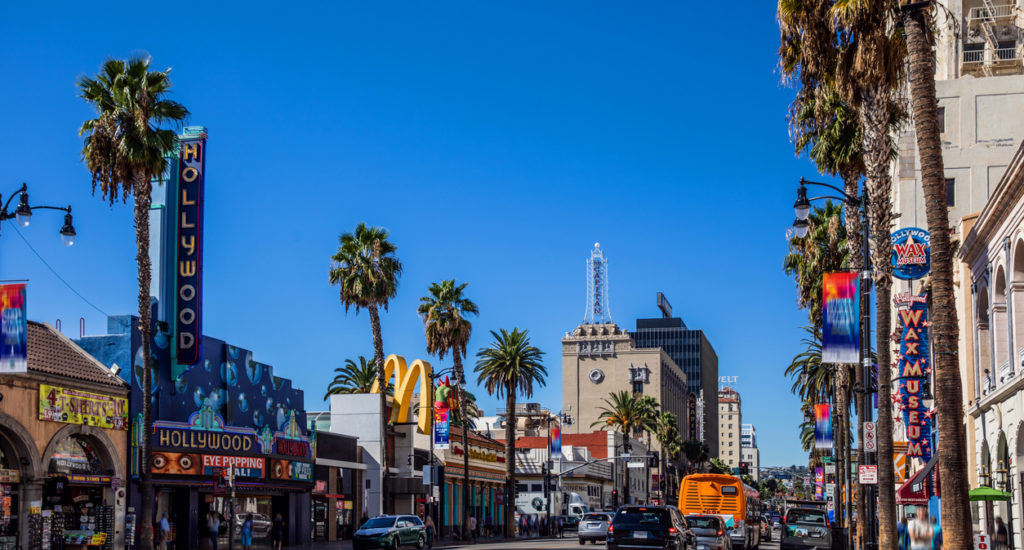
xmin=1006 ymin=238 xmax=1016 ymax=377
xmin=974 ymin=281 xmax=983 ymax=400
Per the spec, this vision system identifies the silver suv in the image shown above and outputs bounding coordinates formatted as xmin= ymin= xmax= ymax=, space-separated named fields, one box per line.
xmin=780 ymin=507 xmax=831 ymax=550
xmin=578 ymin=512 xmax=613 ymax=544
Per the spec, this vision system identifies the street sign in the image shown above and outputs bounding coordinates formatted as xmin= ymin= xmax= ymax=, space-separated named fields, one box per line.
xmin=859 ymin=465 xmax=877 ymax=484
xmin=825 ymin=465 xmax=836 ymax=475
xmin=975 ymin=533 xmax=991 ymax=549
xmin=627 ymin=460 xmax=647 ymax=469
xmin=865 ymin=422 xmax=877 ymax=452
xmin=822 ymin=456 xmax=835 ymax=464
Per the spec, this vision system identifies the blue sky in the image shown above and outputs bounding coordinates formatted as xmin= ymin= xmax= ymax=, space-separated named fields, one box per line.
xmin=0 ymin=2 xmax=835 ymax=467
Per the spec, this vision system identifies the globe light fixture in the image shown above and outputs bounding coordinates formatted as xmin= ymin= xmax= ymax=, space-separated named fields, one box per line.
xmin=15 ymin=195 xmax=32 ymax=227
xmin=792 ymin=218 xmax=809 ymax=239
xmin=1 ymin=183 xmax=78 ymax=246
xmin=60 ymin=210 xmax=76 ymax=247
xmin=794 ymin=182 xmax=811 ymax=221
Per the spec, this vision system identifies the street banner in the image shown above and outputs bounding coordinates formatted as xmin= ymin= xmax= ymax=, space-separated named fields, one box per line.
xmin=551 ymin=427 xmax=561 ymax=457
xmin=814 ymin=468 xmax=824 ymax=500
xmin=894 ymin=292 xmax=933 ymax=461
xmin=891 ymin=227 xmax=931 ymax=280
xmin=0 ymin=283 xmax=27 ymax=373
xmin=434 ymin=409 xmax=450 ymax=450
xmin=822 ymin=273 xmax=860 ymax=364
xmin=814 ymin=404 xmax=833 ymax=450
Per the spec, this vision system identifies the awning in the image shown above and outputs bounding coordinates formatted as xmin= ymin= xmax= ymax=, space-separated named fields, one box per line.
xmin=969 ymin=486 xmax=1011 ymax=502
xmin=896 ymin=455 xmax=939 ymax=505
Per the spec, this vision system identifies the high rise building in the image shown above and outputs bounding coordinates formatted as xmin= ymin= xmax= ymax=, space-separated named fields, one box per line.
xmin=741 ymin=424 xmax=756 ymax=449
xmin=741 ymin=424 xmax=760 ymax=482
xmin=718 ymin=388 xmax=742 ymax=470
xmin=632 ymin=293 xmax=720 ymax=457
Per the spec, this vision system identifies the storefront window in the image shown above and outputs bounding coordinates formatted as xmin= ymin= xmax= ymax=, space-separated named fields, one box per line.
xmin=48 ymin=436 xmax=105 ymax=475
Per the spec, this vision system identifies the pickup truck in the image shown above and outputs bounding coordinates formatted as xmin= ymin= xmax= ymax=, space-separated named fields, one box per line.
xmin=780 ymin=507 xmax=831 ymax=550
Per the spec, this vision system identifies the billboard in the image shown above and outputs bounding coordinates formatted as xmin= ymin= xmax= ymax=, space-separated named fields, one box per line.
xmin=175 ymin=133 xmax=206 ymax=368
xmin=822 ymin=273 xmax=860 ymax=364
xmin=895 ymin=293 xmax=932 ymax=461
xmin=0 ymin=283 xmax=27 ymax=373
xmin=39 ymin=384 xmax=128 ymax=430
xmin=891 ymin=228 xmax=930 ymax=280
xmin=814 ymin=404 xmax=833 ymax=450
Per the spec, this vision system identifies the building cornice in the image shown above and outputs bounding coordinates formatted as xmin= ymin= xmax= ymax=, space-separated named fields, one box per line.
xmin=961 ymin=142 xmax=1024 ymax=265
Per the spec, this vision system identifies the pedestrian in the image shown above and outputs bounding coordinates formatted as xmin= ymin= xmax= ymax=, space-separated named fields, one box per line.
xmin=240 ymin=514 xmax=254 ymax=550
xmin=898 ymin=516 xmax=908 ymax=550
xmin=207 ymin=511 xmax=220 ymax=550
xmin=485 ymin=513 xmax=492 ymax=537
xmin=423 ymin=514 xmax=435 ymax=548
xmin=159 ymin=513 xmax=171 ymax=550
xmin=270 ymin=512 xmax=285 ymax=550
xmin=931 ymin=516 xmax=942 ymax=550
xmin=519 ymin=515 xmax=526 ymax=537
xmin=996 ymin=517 xmax=1009 ymax=550
xmin=469 ymin=515 xmax=477 ymax=543
xmin=908 ymin=508 xmax=933 ymax=550
xmin=557 ymin=516 xmax=565 ymax=538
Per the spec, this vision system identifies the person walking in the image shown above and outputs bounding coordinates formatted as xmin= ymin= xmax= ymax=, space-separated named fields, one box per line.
xmin=996 ymin=517 xmax=1009 ymax=550
xmin=908 ymin=508 xmax=933 ymax=550
xmin=240 ymin=514 xmax=254 ymax=550
xmin=207 ymin=512 xmax=221 ymax=550
xmin=270 ymin=513 xmax=285 ymax=550
xmin=423 ymin=514 xmax=435 ymax=548
xmin=159 ymin=513 xmax=171 ymax=550
xmin=930 ymin=516 xmax=942 ymax=550
xmin=898 ymin=516 xmax=908 ymax=550
xmin=557 ymin=515 xmax=565 ymax=539
xmin=469 ymin=515 xmax=477 ymax=543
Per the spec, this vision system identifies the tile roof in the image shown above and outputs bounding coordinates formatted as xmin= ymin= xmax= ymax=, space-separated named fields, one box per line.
xmin=27 ymin=321 xmax=128 ymax=389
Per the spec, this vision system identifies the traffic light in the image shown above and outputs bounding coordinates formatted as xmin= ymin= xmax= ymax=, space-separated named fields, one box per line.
xmin=648 ymin=453 xmax=658 ymax=467
xmin=611 ymin=489 xmax=619 ymax=506
xmin=740 ymin=462 xmax=749 ymax=476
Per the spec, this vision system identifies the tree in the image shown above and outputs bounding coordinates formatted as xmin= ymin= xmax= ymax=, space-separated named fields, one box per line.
xmin=681 ymin=439 xmax=710 ymax=474
xmin=475 ymin=328 xmax=546 ymax=537
xmin=418 ymin=279 xmax=479 ymax=534
xmin=324 ymin=356 xmax=386 ymax=399
xmin=78 ymin=55 xmax=188 ymax=550
xmin=593 ymin=391 xmax=647 ymax=504
xmin=709 ymin=458 xmax=732 ymax=475
xmin=900 ymin=3 xmax=971 ymax=545
xmin=655 ymin=412 xmax=682 ymax=502
xmin=329 ymin=222 xmax=402 ymax=514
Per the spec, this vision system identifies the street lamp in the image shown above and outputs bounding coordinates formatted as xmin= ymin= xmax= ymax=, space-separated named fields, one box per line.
xmin=1 ymin=183 xmax=77 ymax=246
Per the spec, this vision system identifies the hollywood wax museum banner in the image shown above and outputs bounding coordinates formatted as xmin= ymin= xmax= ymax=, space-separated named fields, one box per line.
xmin=822 ymin=273 xmax=860 ymax=364
xmin=0 ymin=284 xmax=27 ymax=374
xmin=891 ymin=227 xmax=931 ymax=281
xmin=814 ymin=404 xmax=833 ymax=450
xmin=895 ymin=292 xmax=933 ymax=461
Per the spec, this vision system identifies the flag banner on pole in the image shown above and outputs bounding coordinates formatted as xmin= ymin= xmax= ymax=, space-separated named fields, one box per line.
xmin=433 ymin=409 xmax=450 ymax=450
xmin=815 ymin=467 xmax=824 ymax=500
xmin=894 ymin=292 xmax=932 ymax=461
xmin=814 ymin=404 xmax=833 ymax=449
xmin=551 ymin=427 xmax=561 ymax=456
xmin=0 ymin=284 xmax=27 ymax=373
xmin=822 ymin=273 xmax=860 ymax=364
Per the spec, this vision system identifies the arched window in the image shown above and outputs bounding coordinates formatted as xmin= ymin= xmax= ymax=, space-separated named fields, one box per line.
xmin=48 ymin=436 xmax=106 ymax=476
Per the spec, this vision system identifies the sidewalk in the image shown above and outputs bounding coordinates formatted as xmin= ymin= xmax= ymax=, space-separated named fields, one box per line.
xmin=304 ymin=534 xmax=562 ymax=550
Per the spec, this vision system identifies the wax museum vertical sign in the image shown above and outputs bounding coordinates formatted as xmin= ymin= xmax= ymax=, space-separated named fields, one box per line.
xmin=895 ymin=293 xmax=933 ymax=461
xmin=822 ymin=272 xmax=860 ymax=364
xmin=0 ymin=284 xmax=27 ymax=373
xmin=174 ymin=133 xmax=206 ymax=376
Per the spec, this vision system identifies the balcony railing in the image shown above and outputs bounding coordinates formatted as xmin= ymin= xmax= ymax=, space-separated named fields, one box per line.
xmin=965 ymin=49 xmax=985 ymax=63
xmin=968 ymin=4 xmax=1017 ymax=22
xmin=963 ymin=47 xmax=1020 ymax=65
xmin=999 ymin=360 xmax=1013 ymax=383
xmin=996 ymin=47 xmax=1020 ymax=61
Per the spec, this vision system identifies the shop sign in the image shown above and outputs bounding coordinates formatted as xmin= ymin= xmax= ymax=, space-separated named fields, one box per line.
xmin=175 ymin=132 xmax=207 ymax=368
xmin=66 ymin=475 xmax=111 ymax=484
xmin=891 ymin=227 xmax=930 ymax=280
xmin=201 ymin=455 xmax=265 ymax=478
xmin=155 ymin=426 xmax=258 ymax=453
xmin=275 ymin=438 xmax=311 ymax=459
xmin=39 ymin=384 xmax=129 ymax=430
xmin=0 ymin=470 xmax=19 ymax=483
xmin=859 ymin=465 xmax=877 ymax=484
xmin=313 ymin=480 xmax=327 ymax=494
xmin=271 ymin=459 xmax=313 ymax=481
xmin=895 ymin=292 xmax=933 ymax=461
xmin=0 ymin=284 xmax=27 ymax=374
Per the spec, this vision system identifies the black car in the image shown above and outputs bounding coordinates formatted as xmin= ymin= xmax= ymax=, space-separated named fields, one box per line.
xmin=607 ymin=505 xmax=695 ymax=550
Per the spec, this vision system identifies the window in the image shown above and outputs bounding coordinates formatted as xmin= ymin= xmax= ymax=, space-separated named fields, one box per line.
xmin=938 ymin=106 xmax=945 ymax=134
xmin=946 ymin=178 xmax=955 ymax=207
xmin=729 ymin=450 xmax=734 ymax=456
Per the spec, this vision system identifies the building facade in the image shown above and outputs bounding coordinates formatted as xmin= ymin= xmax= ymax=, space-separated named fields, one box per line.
xmin=741 ymin=424 xmax=759 ymax=482
xmin=718 ymin=388 xmax=742 ymax=471
xmin=0 ymin=321 xmax=130 ymax=550
xmin=632 ymin=295 xmax=720 ymax=457
xmin=309 ymin=431 xmax=365 ymax=542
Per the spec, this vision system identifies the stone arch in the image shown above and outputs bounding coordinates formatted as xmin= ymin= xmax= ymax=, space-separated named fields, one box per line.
xmin=1012 ymin=239 xmax=1024 ymax=369
xmin=39 ymin=423 xmax=125 ymax=480
xmin=0 ymin=409 xmax=42 ymax=481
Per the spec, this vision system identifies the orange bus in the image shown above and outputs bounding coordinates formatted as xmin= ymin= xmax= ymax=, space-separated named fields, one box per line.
xmin=678 ymin=473 xmax=762 ymax=549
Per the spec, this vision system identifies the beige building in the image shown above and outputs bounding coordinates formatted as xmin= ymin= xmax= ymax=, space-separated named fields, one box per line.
xmin=718 ymin=388 xmax=742 ymax=470
xmin=561 ymin=323 xmax=688 ymax=457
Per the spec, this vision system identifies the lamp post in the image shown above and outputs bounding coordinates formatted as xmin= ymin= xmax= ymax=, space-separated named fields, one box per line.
xmin=792 ymin=177 xmax=872 ymax=549
xmin=545 ymin=409 xmax=573 ymax=534
xmin=427 ymin=366 xmax=459 ymax=540
xmin=1 ymin=183 xmax=77 ymax=246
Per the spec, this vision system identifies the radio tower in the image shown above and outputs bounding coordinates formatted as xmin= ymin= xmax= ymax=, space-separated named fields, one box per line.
xmin=584 ymin=242 xmax=612 ymax=324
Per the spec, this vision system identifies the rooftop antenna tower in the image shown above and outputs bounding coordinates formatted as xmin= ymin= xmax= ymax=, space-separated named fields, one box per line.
xmin=584 ymin=242 xmax=612 ymax=324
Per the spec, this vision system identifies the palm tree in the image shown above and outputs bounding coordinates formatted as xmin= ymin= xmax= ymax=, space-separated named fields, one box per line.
xmin=900 ymin=3 xmax=971 ymax=545
xmin=655 ymin=412 xmax=682 ymax=502
xmin=709 ymin=458 xmax=731 ymax=476
xmin=681 ymin=439 xmax=709 ymax=474
xmin=329 ymin=223 xmax=402 ymax=514
xmin=78 ymin=55 xmax=188 ymax=550
xmin=475 ymin=328 xmax=546 ymax=537
xmin=324 ymin=356 xmax=383 ymax=399
xmin=418 ymin=279 xmax=479 ymax=534
xmin=593 ymin=391 xmax=647 ymax=504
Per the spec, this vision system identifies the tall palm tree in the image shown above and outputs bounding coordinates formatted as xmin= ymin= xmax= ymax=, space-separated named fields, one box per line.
xmin=681 ymin=439 xmax=709 ymax=474
xmin=655 ymin=412 xmax=682 ymax=502
xmin=475 ymin=328 xmax=546 ymax=537
xmin=324 ymin=356 xmax=383 ymax=399
xmin=329 ymin=222 xmax=402 ymax=514
xmin=78 ymin=55 xmax=188 ymax=550
xmin=418 ymin=280 xmax=479 ymax=534
xmin=900 ymin=3 xmax=971 ymax=545
xmin=593 ymin=391 xmax=647 ymax=504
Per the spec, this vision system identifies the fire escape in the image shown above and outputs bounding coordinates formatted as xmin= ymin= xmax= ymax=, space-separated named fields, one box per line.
xmin=964 ymin=0 xmax=1021 ymax=76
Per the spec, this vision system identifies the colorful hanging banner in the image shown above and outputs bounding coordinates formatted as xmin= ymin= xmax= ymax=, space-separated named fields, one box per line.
xmin=891 ymin=228 xmax=931 ymax=280
xmin=814 ymin=404 xmax=833 ymax=450
xmin=0 ymin=284 xmax=27 ymax=374
xmin=551 ymin=427 xmax=562 ymax=457
xmin=433 ymin=409 xmax=450 ymax=450
xmin=895 ymin=293 xmax=932 ymax=461
xmin=822 ymin=273 xmax=860 ymax=364
xmin=814 ymin=467 xmax=824 ymax=500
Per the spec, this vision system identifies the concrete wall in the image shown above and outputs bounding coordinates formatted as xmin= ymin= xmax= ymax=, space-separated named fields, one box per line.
xmin=328 ymin=394 xmax=383 ymax=516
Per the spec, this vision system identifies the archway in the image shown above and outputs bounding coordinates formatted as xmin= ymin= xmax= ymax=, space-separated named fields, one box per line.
xmin=0 ymin=410 xmax=43 ymax=549
xmin=1012 ymin=239 xmax=1024 ymax=369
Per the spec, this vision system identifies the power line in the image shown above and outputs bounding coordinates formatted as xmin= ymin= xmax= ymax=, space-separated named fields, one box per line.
xmin=4 ymin=220 xmax=110 ymax=317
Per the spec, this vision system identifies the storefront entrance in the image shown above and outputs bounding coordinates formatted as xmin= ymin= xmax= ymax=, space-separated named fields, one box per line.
xmin=40 ymin=435 xmax=117 ymax=550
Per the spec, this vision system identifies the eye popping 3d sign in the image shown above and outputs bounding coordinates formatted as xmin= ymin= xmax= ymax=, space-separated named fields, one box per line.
xmin=176 ymin=132 xmax=206 ymax=367
xmin=822 ymin=273 xmax=860 ymax=364
xmin=894 ymin=292 xmax=932 ymax=461
xmin=891 ymin=228 xmax=930 ymax=280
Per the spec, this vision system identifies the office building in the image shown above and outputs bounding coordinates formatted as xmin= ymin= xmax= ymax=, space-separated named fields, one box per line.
xmin=741 ymin=424 xmax=759 ymax=482
xmin=718 ymin=388 xmax=742 ymax=471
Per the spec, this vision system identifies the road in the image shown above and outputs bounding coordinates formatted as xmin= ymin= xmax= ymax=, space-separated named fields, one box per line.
xmin=428 ymin=536 xmax=783 ymax=549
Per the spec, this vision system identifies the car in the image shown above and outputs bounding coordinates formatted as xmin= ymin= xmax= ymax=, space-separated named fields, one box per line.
xmin=353 ymin=515 xmax=427 ymax=549
xmin=760 ymin=516 xmax=772 ymax=542
xmin=780 ymin=507 xmax=831 ymax=550
xmin=578 ymin=513 xmax=613 ymax=544
xmin=685 ymin=514 xmax=732 ymax=550
xmin=234 ymin=513 xmax=271 ymax=537
xmin=607 ymin=505 xmax=694 ymax=550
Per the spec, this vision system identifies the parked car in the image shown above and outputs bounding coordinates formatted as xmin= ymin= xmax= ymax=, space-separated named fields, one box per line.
xmin=234 ymin=513 xmax=271 ymax=537
xmin=607 ymin=506 xmax=694 ymax=550
xmin=780 ymin=507 xmax=831 ymax=550
xmin=353 ymin=515 xmax=426 ymax=549
xmin=684 ymin=514 xmax=732 ymax=550
xmin=578 ymin=513 xmax=613 ymax=544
